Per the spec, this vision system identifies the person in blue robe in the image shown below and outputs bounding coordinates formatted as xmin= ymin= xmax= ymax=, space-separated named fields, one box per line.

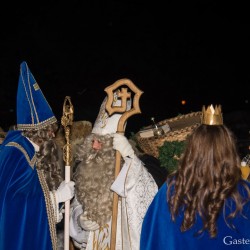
xmin=0 ymin=61 xmax=75 ymax=250
xmin=140 ymin=105 xmax=250 ymax=250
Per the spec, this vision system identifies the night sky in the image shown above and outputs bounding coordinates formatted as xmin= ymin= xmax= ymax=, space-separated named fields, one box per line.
xmin=0 ymin=1 xmax=250 ymax=142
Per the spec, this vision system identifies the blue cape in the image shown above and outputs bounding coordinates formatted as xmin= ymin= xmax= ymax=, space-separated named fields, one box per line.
xmin=140 ymin=182 xmax=250 ymax=250
xmin=0 ymin=130 xmax=56 ymax=250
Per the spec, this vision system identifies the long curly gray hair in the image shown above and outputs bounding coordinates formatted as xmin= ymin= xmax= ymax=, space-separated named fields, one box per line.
xmin=23 ymin=123 xmax=64 ymax=191
xmin=73 ymin=133 xmax=116 ymax=227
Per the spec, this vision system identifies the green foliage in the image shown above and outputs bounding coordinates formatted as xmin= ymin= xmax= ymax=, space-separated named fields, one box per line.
xmin=158 ymin=140 xmax=186 ymax=174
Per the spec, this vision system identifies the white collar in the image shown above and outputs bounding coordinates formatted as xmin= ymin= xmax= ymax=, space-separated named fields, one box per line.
xmin=26 ymin=137 xmax=40 ymax=152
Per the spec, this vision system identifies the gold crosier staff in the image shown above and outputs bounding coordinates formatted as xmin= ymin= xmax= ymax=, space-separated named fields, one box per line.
xmin=104 ymin=79 xmax=143 ymax=250
xmin=61 ymin=96 xmax=74 ymax=250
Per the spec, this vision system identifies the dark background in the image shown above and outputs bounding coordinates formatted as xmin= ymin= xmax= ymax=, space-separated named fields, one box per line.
xmin=0 ymin=1 xmax=250 ymax=154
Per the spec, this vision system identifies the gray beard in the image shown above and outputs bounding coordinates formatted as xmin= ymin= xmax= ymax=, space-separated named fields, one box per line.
xmin=73 ymin=134 xmax=116 ymax=226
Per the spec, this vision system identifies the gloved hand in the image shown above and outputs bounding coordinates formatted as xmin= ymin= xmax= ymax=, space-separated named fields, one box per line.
xmin=112 ymin=133 xmax=134 ymax=158
xmin=55 ymin=180 xmax=75 ymax=203
xmin=79 ymin=211 xmax=100 ymax=231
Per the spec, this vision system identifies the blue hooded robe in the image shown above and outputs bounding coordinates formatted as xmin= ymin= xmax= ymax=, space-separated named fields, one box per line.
xmin=140 ymin=181 xmax=250 ymax=250
xmin=0 ymin=130 xmax=57 ymax=250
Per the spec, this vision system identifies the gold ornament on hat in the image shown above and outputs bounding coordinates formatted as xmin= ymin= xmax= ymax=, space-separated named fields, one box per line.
xmin=201 ymin=104 xmax=223 ymax=125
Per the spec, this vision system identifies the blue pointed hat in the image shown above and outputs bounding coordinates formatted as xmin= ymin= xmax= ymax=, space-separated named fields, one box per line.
xmin=16 ymin=61 xmax=57 ymax=130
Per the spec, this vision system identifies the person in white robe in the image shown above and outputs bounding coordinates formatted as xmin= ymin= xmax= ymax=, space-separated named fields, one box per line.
xmin=69 ymin=90 xmax=158 ymax=250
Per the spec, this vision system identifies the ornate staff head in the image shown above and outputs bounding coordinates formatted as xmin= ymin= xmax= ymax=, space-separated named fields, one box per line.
xmin=104 ymin=78 xmax=143 ymax=133
xmin=61 ymin=96 xmax=74 ymax=165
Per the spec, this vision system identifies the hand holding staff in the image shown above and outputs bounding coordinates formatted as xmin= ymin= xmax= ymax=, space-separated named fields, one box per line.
xmin=104 ymin=79 xmax=143 ymax=250
xmin=61 ymin=96 xmax=74 ymax=250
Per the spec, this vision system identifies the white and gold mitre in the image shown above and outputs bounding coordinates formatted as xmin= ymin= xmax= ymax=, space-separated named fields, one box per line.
xmin=92 ymin=90 xmax=132 ymax=135
xmin=201 ymin=104 xmax=223 ymax=125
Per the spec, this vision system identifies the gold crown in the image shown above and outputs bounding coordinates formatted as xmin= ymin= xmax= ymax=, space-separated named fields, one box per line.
xmin=201 ymin=104 xmax=223 ymax=125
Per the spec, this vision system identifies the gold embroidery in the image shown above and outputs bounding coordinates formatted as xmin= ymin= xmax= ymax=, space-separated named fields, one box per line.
xmin=37 ymin=169 xmax=58 ymax=250
xmin=17 ymin=117 xmax=57 ymax=131
xmin=93 ymin=224 xmax=110 ymax=250
xmin=33 ymin=82 xmax=40 ymax=91
xmin=52 ymin=190 xmax=58 ymax=220
xmin=6 ymin=142 xmax=36 ymax=169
